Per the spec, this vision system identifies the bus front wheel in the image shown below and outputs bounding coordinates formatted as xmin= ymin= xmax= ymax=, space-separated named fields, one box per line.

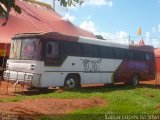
xmin=132 ymin=74 xmax=139 ymax=86
xmin=64 ymin=75 xmax=80 ymax=89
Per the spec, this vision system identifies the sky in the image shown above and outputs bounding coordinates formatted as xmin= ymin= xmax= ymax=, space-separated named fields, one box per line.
xmin=39 ymin=0 xmax=160 ymax=48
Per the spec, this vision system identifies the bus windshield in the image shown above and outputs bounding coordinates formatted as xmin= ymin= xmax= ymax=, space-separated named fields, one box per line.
xmin=10 ymin=38 xmax=42 ymax=60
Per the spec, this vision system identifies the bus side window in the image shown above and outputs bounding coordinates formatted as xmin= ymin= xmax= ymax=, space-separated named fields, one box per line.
xmin=47 ymin=44 xmax=52 ymax=54
xmin=145 ymin=52 xmax=154 ymax=61
xmin=83 ymin=44 xmax=98 ymax=58
xmin=126 ymin=50 xmax=134 ymax=60
xmin=145 ymin=53 xmax=150 ymax=61
xmin=100 ymin=46 xmax=114 ymax=59
xmin=45 ymin=41 xmax=59 ymax=65
xmin=114 ymin=48 xmax=126 ymax=59
xmin=149 ymin=53 xmax=155 ymax=61
xmin=133 ymin=51 xmax=145 ymax=61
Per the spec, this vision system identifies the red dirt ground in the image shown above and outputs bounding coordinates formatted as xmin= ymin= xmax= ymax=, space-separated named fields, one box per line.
xmin=0 ymin=81 xmax=25 ymax=98
xmin=0 ymin=98 xmax=106 ymax=115
xmin=0 ymin=81 xmax=106 ymax=119
xmin=0 ymin=98 xmax=106 ymax=120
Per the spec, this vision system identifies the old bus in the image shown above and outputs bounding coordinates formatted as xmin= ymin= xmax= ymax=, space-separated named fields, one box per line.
xmin=3 ymin=32 xmax=156 ymax=89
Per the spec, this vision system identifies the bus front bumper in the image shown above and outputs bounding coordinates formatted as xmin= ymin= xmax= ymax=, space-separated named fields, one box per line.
xmin=3 ymin=70 xmax=41 ymax=87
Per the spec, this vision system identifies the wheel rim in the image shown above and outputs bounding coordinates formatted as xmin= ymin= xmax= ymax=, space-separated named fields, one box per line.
xmin=66 ymin=78 xmax=76 ymax=88
xmin=133 ymin=75 xmax=139 ymax=85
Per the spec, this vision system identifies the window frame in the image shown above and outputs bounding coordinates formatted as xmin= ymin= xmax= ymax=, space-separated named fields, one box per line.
xmin=44 ymin=40 xmax=60 ymax=66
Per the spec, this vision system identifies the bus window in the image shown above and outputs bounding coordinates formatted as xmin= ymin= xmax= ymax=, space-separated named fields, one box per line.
xmin=139 ymin=52 xmax=145 ymax=61
xmin=45 ymin=42 xmax=59 ymax=65
xmin=145 ymin=52 xmax=154 ymax=61
xmin=10 ymin=39 xmax=22 ymax=59
xmin=83 ymin=44 xmax=98 ymax=58
xmin=114 ymin=48 xmax=126 ymax=59
xmin=74 ymin=43 xmax=83 ymax=57
xmin=133 ymin=51 xmax=145 ymax=61
xmin=100 ymin=46 xmax=114 ymax=59
xmin=47 ymin=44 xmax=52 ymax=54
xmin=145 ymin=53 xmax=150 ymax=61
xmin=21 ymin=38 xmax=42 ymax=60
xmin=149 ymin=52 xmax=155 ymax=61
xmin=126 ymin=50 xmax=134 ymax=60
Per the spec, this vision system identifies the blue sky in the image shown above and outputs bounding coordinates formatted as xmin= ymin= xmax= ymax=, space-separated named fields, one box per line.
xmin=40 ymin=0 xmax=160 ymax=47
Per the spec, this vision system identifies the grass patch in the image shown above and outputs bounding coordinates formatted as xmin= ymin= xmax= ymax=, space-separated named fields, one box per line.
xmin=1 ymin=84 xmax=160 ymax=120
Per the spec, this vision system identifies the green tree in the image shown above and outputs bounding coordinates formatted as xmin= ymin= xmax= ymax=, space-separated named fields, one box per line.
xmin=0 ymin=0 xmax=21 ymax=26
xmin=0 ymin=0 xmax=84 ymax=26
xmin=58 ymin=0 xmax=84 ymax=7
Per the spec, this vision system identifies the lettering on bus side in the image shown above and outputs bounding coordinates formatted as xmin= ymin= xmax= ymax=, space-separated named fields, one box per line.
xmin=80 ymin=58 xmax=102 ymax=72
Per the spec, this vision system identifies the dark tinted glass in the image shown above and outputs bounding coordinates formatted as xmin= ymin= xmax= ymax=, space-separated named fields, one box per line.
xmin=47 ymin=44 xmax=52 ymax=54
xmin=82 ymin=44 xmax=98 ymax=58
xmin=100 ymin=46 xmax=114 ymax=58
xmin=114 ymin=48 xmax=126 ymax=59
xmin=126 ymin=50 xmax=134 ymax=60
xmin=133 ymin=51 xmax=144 ymax=61
xmin=60 ymin=41 xmax=154 ymax=62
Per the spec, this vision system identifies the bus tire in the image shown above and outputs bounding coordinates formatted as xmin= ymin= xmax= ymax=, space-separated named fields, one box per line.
xmin=64 ymin=75 xmax=80 ymax=89
xmin=132 ymin=74 xmax=139 ymax=86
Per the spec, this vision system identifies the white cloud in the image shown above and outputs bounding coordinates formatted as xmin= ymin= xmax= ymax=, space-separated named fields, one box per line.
xmin=80 ymin=20 xmax=130 ymax=44
xmin=145 ymin=32 xmax=151 ymax=39
xmin=152 ymin=27 xmax=157 ymax=33
xmin=97 ymin=31 xmax=129 ymax=44
xmin=145 ymin=32 xmax=160 ymax=48
xmin=158 ymin=24 xmax=160 ymax=32
xmin=152 ymin=24 xmax=160 ymax=33
xmin=147 ymin=38 xmax=160 ymax=48
xmin=80 ymin=20 xmax=160 ymax=47
xmin=80 ymin=20 xmax=97 ymax=33
xmin=38 ymin=0 xmax=68 ymax=15
xmin=84 ymin=0 xmax=112 ymax=7
xmin=63 ymin=13 xmax=76 ymax=22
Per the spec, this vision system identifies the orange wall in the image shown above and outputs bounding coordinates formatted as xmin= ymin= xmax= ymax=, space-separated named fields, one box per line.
xmin=0 ymin=43 xmax=10 ymax=57
xmin=156 ymin=57 xmax=160 ymax=73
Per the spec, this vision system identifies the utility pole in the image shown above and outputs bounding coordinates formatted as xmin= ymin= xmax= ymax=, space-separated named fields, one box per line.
xmin=128 ymin=34 xmax=130 ymax=45
xmin=53 ymin=0 xmax=56 ymax=11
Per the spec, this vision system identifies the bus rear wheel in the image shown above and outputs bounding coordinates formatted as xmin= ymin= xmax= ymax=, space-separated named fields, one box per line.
xmin=64 ymin=75 xmax=80 ymax=89
xmin=132 ymin=74 xmax=139 ymax=86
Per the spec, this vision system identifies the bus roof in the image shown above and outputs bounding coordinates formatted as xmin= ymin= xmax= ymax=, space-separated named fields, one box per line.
xmin=13 ymin=32 xmax=154 ymax=52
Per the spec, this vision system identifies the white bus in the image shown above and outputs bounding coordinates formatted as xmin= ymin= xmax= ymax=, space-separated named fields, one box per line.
xmin=3 ymin=32 xmax=156 ymax=89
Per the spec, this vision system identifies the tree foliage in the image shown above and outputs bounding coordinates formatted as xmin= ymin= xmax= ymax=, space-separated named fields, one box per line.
xmin=58 ymin=0 xmax=84 ymax=7
xmin=96 ymin=35 xmax=106 ymax=40
xmin=0 ymin=0 xmax=84 ymax=26
xmin=0 ymin=0 xmax=21 ymax=26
